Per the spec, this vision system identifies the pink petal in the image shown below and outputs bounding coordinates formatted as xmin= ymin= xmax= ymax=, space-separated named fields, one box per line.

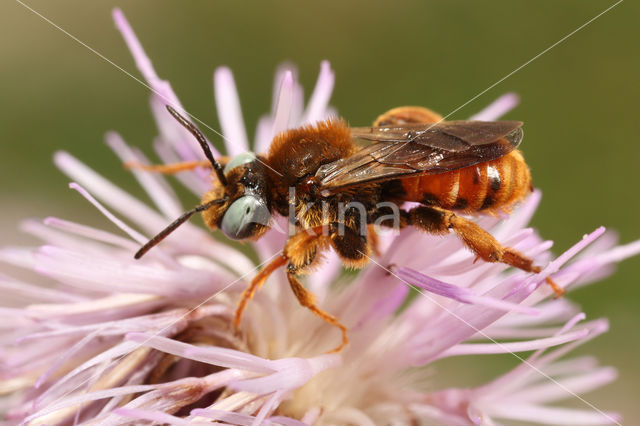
xmin=231 ymin=354 xmax=340 ymax=394
xmin=33 ymin=245 xmax=232 ymax=299
xmin=126 ymin=332 xmax=276 ymax=373
xmin=271 ymin=64 xmax=297 ymax=112
xmin=492 ymin=190 xmax=542 ymax=241
xmin=42 ymin=217 xmax=139 ymax=252
xmin=397 ymin=267 xmax=538 ymax=315
xmin=33 ymin=329 xmax=103 ymax=389
xmin=301 ymin=407 xmax=322 ymax=425
xmin=543 ymin=356 xmax=599 ymax=376
xmin=487 ymin=403 xmax=620 ymax=425
xmin=68 ymin=183 xmax=147 ymax=245
xmin=268 ymin=416 xmax=309 ymax=426
xmin=0 ymin=274 xmax=81 ymax=303
xmin=112 ymin=9 xmax=212 ymax=161
xmin=112 ymin=9 xmax=159 ymax=82
xmin=24 ymin=305 xmax=229 ymax=349
xmin=190 ymin=408 xmax=258 ymax=424
xmin=494 ymin=298 xmax=576 ymax=328
xmin=272 ymin=71 xmax=294 ymax=136
xmin=54 ymin=152 xmax=167 ymax=236
xmin=190 ymin=408 xmax=305 ymax=426
xmin=506 ymin=367 xmax=617 ymax=405
xmin=214 ymin=67 xmax=249 ymax=156
xmin=21 ymin=219 xmax=106 ymax=257
xmin=254 ymin=114 xmax=274 ymax=153
xmin=302 ymin=60 xmax=335 ymax=124
xmin=26 ymin=377 xmax=155 ymax=422
xmin=592 ymin=238 xmax=640 ymax=265
xmin=469 ymin=93 xmax=520 ymax=121
xmin=27 ymin=292 xmax=162 ymax=322
xmin=0 ymin=247 xmax=36 ymax=270
xmin=56 ymin=152 xmax=253 ymax=272
xmin=558 ymin=312 xmax=586 ymax=334
xmin=254 ymin=215 xmax=288 ymax=262
xmin=208 ymin=390 xmax=263 ymax=413
xmin=526 ymin=227 xmax=606 ymax=294
xmin=151 ymin=130 xmax=210 ymax=196
xmin=479 ymin=319 xmax=610 ymax=399
xmin=289 ymin=78 xmax=305 ymax=127
xmin=115 ymin=408 xmax=189 ymax=425
xmin=105 ymin=131 xmax=183 ymax=218
xmin=308 ymin=249 xmax=342 ymax=302
xmin=355 ymin=281 xmax=408 ymax=327
xmin=253 ymin=390 xmax=286 ymax=426
xmin=440 ymin=328 xmax=589 ymax=357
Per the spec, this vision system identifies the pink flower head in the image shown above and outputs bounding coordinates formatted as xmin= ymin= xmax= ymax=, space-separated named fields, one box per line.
xmin=0 ymin=8 xmax=638 ymax=426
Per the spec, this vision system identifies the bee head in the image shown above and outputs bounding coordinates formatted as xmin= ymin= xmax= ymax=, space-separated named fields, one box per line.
xmin=134 ymin=107 xmax=271 ymax=260
xmin=202 ymin=152 xmax=271 ymax=241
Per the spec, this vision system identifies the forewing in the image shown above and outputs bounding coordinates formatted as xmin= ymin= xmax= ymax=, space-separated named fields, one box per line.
xmin=316 ymin=120 xmax=523 ymax=191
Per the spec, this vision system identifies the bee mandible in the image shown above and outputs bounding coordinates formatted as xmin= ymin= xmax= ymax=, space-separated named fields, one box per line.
xmin=131 ymin=104 xmax=563 ymax=353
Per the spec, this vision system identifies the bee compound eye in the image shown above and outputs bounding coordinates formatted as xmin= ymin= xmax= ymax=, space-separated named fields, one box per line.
xmin=220 ymin=195 xmax=270 ymax=240
xmin=223 ymin=152 xmax=257 ymax=174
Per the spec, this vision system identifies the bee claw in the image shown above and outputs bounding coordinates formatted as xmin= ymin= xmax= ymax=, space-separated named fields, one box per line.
xmin=546 ymin=277 xmax=565 ymax=298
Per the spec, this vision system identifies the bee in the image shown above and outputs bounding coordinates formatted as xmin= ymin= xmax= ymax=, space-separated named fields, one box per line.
xmin=131 ymin=104 xmax=563 ymax=353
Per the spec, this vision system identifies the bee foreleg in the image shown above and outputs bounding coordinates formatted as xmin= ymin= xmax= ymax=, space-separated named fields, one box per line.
xmin=408 ymin=206 xmax=564 ymax=297
xmin=285 ymin=223 xmax=364 ymax=352
xmin=233 ymin=254 xmax=288 ymax=332
xmin=235 ymin=226 xmax=351 ymax=352
xmin=124 ymin=159 xmax=215 ymax=174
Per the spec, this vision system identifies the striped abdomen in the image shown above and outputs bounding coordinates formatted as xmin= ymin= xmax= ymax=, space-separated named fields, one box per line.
xmin=400 ymin=150 xmax=532 ymax=214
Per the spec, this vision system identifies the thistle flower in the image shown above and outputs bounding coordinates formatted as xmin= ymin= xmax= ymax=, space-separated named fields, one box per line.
xmin=1 ymin=9 xmax=638 ymax=426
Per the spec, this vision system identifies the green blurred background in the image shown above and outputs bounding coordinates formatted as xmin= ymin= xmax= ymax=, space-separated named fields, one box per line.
xmin=2 ymin=0 xmax=638 ymax=422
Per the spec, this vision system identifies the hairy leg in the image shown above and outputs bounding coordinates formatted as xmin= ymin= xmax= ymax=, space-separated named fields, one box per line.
xmin=367 ymin=224 xmax=381 ymax=257
xmin=124 ymin=160 xmax=213 ymax=174
xmin=233 ymin=254 xmax=288 ymax=331
xmin=234 ymin=224 xmax=356 ymax=352
xmin=407 ymin=205 xmax=564 ymax=296
xmin=286 ymin=271 xmax=348 ymax=353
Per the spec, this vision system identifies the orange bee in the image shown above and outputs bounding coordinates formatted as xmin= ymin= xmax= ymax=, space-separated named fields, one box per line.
xmin=131 ymin=105 xmax=562 ymax=352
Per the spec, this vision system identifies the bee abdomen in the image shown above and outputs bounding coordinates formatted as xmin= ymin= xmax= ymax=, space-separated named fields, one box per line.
xmin=400 ymin=150 xmax=531 ymax=214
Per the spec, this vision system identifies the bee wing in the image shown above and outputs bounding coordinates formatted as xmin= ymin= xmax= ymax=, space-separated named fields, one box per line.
xmin=316 ymin=120 xmax=523 ymax=192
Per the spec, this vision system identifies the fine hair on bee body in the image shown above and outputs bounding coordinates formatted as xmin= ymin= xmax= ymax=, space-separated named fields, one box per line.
xmin=130 ymin=104 xmax=563 ymax=353
xmin=282 ymin=187 xmax=402 ymax=238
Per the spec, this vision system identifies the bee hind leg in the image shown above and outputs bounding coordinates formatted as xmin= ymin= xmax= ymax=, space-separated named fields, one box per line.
xmin=407 ymin=205 xmax=564 ymax=297
xmin=329 ymin=224 xmax=371 ymax=269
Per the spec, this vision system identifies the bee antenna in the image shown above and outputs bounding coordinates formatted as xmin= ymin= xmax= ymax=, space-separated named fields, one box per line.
xmin=134 ymin=197 xmax=227 ymax=259
xmin=165 ymin=105 xmax=228 ymax=187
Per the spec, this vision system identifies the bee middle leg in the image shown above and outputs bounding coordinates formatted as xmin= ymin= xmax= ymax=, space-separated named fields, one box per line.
xmin=285 ymin=223 xmax=372 ymax=352
xmin=233 ymin=228 xmax=325 ymax=332
xmin=407 ymin=205 xmax=564 ymax=297
xmin=285 ymin=271 xmax=348 ymax=353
